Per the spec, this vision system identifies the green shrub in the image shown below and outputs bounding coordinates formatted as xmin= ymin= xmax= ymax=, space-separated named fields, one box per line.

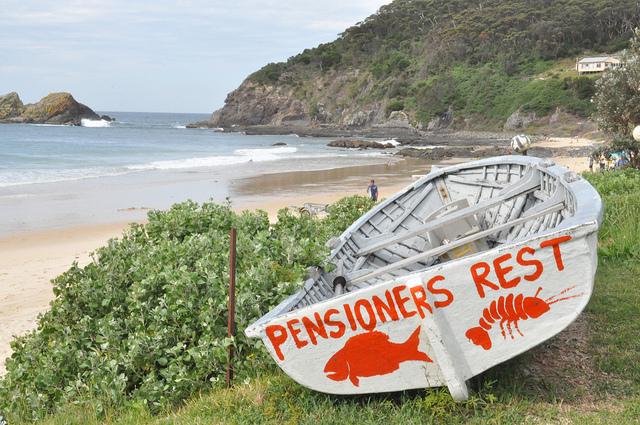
xmin=370 ymin=51 xmax=412 ymax=79
xmin=423 ymin=64 xmax=596 ymax=120
xmin=308 ymin=102 xmax=320 ymax=119
xmin=385 ymin=99 xmax=405 ymax=115
xmin=249 ymin=63 xmax=285 ymax=85
xmin=0 ymin=197 xmax=374 ymax=421
xmin=564 ymin=76 xmax=596 ymax=100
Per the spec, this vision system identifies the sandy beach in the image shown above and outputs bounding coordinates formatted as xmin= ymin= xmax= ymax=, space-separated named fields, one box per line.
xmin=0 ymin=222 xmax=130 ymax=374
xmin=0 ymin=160 xmax=417 ymax=374
xmin=0 ymin=136 xmax=600 ymax=375
xmin=535 ymin=136 xmax=605 ymax=172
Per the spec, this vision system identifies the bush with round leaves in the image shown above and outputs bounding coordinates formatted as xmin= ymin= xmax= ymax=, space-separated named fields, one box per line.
xmin=0 ymin=196 xmax=374 ymax=421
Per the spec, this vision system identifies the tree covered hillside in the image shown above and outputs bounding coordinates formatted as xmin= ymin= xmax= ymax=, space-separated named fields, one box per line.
xmin=209 ymin=0 xmax=640 ymax=131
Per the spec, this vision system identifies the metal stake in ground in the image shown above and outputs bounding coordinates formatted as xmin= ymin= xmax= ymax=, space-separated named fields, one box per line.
xmin=226 ymin=227 xmax=237 ymax=388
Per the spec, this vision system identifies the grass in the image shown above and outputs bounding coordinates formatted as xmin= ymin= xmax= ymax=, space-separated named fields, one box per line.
xmin=7 ymin=170 xmax=640 ymax=424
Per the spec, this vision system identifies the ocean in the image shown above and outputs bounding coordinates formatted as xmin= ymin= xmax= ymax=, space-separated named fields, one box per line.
xmin=0 ymin=112 xmax=399 ymax=235
xmin=0 ymin=112 xmax=390 ymax=188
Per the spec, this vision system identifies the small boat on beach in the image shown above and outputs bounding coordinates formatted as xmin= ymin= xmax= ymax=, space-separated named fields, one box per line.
xmin=245 ymin=156 xmax=602 ymax=400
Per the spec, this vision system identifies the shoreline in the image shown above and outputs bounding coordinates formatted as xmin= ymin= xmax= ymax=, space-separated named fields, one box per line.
xmin=0 ymin=186 xmax=411 ymax=375
xmin=0 ymin=162 xmax=418 ymax=375
xmin=0 ymin=134 xmax=603 ymax=375
xmin=187 ymin=123 xmax=604 ymax=142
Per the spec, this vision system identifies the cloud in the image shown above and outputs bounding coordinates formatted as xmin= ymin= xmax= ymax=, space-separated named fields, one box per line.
xmin=0 ymin=0 xmax=393 ymax=111
xmin=0 ymin=0 xmax=111 ymax=25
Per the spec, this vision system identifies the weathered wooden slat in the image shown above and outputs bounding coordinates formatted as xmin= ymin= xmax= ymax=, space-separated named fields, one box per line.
xmin=350 ymin=203 xmax=563 ymax=285
xmin=473 ymin=184 xmax=484 ymax=205
xmin=387 ymin=184 xmax=434 ymax=233
xmin=355 ymin=169 xmax=541 ymax=257
xmin=523 ymin=186 xmax=566 ymax=218
xmin=496 ymin=194 xmax=528 ymax=240
xmin=447 ymin=175 xmax=506 ymax=189
xmin=352 ymin=256 xmax=367 ymax=272
xmin=368 ymin=199 xmax=404 ymax=232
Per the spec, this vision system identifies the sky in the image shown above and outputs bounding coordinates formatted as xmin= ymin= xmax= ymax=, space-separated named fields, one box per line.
xmin=0 ymin=0 xmax=392 ymax=113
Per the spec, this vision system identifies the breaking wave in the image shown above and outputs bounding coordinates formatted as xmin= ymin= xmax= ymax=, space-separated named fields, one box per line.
xmin=129 ymin=146 xmax=299 ymax=171
xmin=81 ymin=119 xmax=111 ymax=128
xmin=379 ymin=138 xmax=400 ymax=147
xmin=0 ymin=167 xmax=128 ymax=187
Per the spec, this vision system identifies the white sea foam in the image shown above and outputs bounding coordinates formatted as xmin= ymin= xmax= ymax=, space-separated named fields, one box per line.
xmin=81 ymin=119 xmax=111 ymax=128
xmin=129 ymin=146 xmax=300 ymax=171
xmin=0 ymin=167 xmax=128 ymax=188
xmin=407 ymin=145 xmax=446 ymax=150
xmin=173 ymin=125 xmax=187 ymax=129
xmin=128 ymin=156 xmax=247 ymax=170
xmin=234 ymin=146 xmax=298 ymax=156
xmin=379 ymin=138 xmax=400 ymax=147
xmin=357 ymin=151 xmax=393 ymax=157
xmin=0 ymin=144 xmax=307 ymax=187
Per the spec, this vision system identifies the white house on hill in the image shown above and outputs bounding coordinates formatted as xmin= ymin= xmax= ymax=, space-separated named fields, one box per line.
xmin=576 ymin=56 xmax=622 ymax=75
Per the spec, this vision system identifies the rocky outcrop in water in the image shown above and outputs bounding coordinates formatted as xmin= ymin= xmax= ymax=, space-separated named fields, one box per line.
xmin=327 ymin=139 xmax=395 ymax=149
xmin=0 ymin=92 xmax=101 ymax=125
xmin=0 ymin=92 xmax=25 ymax=120
xmin=397 ymin=146 xmax=492 ymax=160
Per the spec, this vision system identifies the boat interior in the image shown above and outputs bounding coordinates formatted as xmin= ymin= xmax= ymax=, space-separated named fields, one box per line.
xmin=281 ymin=161 xmax=576 ymax=313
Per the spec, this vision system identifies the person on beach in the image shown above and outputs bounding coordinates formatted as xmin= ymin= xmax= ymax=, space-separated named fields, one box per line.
xmin=588 ymin=156 xmax=594 ymax=172
xmin=616 ymin=155 xmax=629 ymax=169
xmin=599 ymin=157 xmax=605 ymax=172
xmin=367 ymin=179 xmax=379 ymax=202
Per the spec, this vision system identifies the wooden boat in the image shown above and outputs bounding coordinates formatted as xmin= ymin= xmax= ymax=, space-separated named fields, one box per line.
xmin=245 ymin=156 xmax=602 ymax=399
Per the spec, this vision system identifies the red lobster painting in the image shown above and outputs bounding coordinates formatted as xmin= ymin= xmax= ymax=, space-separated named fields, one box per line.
xmin=465 ymin=286 xmax=584 ymax=350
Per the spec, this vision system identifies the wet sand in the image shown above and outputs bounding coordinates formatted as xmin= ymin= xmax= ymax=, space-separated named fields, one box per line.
xmin=232 ymin=158 xmax=427 ymax=199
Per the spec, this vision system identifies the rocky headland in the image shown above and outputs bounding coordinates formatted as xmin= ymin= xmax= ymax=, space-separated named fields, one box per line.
xmin=185 ymin=0 xmax=629 ymax=141
xmin=0 ymin=92 xmax=108 ymax=126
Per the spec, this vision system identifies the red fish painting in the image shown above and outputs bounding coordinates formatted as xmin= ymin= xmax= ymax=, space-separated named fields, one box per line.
xmin=323 ymin=326 xmax=432 ymax=387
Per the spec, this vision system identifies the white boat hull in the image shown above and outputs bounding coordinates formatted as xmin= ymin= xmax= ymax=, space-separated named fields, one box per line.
xmin=248 ymin=223 xmax=598 ymax=397
xmin=245 ymin=157 xmax=602 ymax=398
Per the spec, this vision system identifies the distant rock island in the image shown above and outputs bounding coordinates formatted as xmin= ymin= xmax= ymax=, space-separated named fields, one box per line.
xmin=0 ymin=92 xmax=111 ymax=126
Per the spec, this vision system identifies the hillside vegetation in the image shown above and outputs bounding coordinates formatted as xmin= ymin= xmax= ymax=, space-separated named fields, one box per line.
xmin=208 ymin=0 xmax=640 ymax=131
xmin=2 ymin=170 xmax=640 ymax=424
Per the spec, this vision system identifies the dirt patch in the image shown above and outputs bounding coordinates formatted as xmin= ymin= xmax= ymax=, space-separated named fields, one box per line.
xmin=518 ymin=314 xmax=613 ymax=406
